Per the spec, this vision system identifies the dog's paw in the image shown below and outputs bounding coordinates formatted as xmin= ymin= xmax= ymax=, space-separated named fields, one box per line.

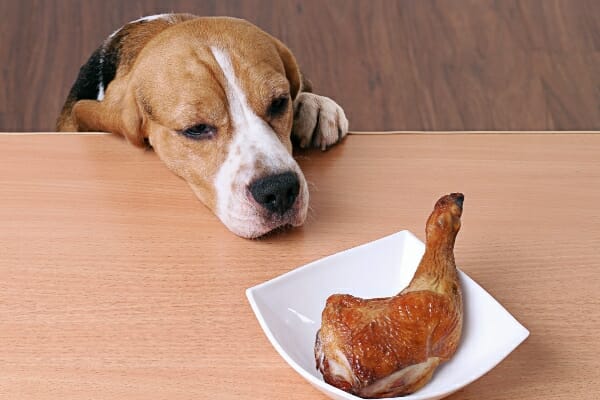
xmin=292 ymin=93 xmax=348 ymax=151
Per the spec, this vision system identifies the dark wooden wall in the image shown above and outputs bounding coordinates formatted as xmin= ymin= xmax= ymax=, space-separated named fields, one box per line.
xmin=1 ymin=0 xmax=599 ymax=132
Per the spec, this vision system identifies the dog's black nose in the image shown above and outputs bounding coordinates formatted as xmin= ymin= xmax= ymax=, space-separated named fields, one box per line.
xmin=249 ymin=172 xmax=300 ymax=215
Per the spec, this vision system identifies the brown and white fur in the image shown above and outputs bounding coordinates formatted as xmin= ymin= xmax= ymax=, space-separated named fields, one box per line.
xmin=57 ymin=14 xmax=348 ymax=238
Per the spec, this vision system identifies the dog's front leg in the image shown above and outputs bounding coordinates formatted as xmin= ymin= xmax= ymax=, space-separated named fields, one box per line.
xmin=292 ymin=93 xmax=349 ymax=150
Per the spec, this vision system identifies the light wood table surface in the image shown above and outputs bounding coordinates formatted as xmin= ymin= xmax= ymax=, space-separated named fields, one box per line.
xmin=1 ymin=132 xmax=599 ymax=399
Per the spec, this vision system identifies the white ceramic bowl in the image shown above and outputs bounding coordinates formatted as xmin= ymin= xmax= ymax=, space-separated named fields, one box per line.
xmin=246 ymin=230 xmax=529 ymax=400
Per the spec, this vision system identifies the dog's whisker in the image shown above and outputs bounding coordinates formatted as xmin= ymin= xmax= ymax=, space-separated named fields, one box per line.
xmin=306 ymin=180 xmax=319 ymax=192
xmin=306 ymin=206 xmax=317 ymax=222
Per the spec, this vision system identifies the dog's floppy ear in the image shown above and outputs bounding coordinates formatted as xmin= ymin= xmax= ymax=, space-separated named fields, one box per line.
xmin=71 ymin=79 xmax=145 ymax=147
xmin=271 ymin=37 xmax=303 ymax=100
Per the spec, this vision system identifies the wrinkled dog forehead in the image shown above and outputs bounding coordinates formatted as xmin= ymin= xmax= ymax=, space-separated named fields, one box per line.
xmin=133 ymin=21 xmax=293 ymax=131
xmin=140 ymin=17 xmax=289 ymax=68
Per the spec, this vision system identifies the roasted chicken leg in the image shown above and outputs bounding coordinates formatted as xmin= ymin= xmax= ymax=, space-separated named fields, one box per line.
xmin=315 ymin=193 xmax=464 ymax=398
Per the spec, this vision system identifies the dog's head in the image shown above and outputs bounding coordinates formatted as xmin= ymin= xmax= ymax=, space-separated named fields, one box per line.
xmin=72 ymin=18 xmax=308 ymax=238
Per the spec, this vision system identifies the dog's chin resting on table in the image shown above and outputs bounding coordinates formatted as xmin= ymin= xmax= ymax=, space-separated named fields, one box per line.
xmin=57 ymin=13 xmax=348 ymax=239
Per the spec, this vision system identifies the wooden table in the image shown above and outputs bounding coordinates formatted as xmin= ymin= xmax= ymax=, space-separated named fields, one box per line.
xmin=1 ymin=132 xmax=599 ymax=399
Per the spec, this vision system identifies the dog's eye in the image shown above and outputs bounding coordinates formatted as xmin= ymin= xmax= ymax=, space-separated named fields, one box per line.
xmin=180 ymin=124 xmax=216 ymax=140
xmin=268 ymin=95 xmax=289 ymax=117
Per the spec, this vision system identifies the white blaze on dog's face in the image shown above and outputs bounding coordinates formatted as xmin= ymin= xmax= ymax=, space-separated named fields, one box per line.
xmin=209 ymin=47 xmax=308 ymax=238
xmin=132 ymin=19 xmax=308 ymax=238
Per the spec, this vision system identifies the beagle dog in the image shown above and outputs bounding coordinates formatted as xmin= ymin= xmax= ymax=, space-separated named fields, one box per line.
xmin=57 ymin=14 xmax=348 ymax=238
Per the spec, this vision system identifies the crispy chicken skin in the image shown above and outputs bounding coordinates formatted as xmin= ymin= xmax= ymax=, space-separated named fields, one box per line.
xmin=315 ymin=193 xmax=464 ymax=398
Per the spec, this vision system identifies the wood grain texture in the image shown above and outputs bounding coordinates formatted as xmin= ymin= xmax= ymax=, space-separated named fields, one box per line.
xmin=1 ymin=132 xmax=600 ymax=399
xmin=1 ymin=0 xmax=599 ymax=132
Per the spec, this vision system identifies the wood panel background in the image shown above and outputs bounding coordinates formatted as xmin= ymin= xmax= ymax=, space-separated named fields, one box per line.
xmin=0 ymin=0 xmax=599 ymax=132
